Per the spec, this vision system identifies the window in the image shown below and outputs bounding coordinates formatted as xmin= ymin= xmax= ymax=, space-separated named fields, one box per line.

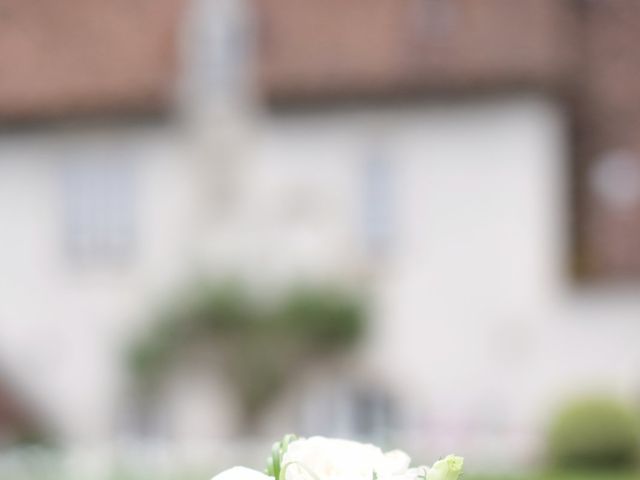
xmin=61 ymin=157 xmax=135 ymax=265
xmin=350 ymin=386 xmax=397 ymax=441
xmin=363 ymin=146 xmax=393 ymax=256
xmin=298 ymin=381 xmax=398 ymax=443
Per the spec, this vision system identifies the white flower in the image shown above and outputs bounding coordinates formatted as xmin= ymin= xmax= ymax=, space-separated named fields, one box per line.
xmin=425 ymin=455 xmax=464 ymax=480
xmin=405 ymin=466 xmax=429 ymax=480
xmin=377 ymin=450 xmax=412 ymax=477
xmin=281 ymin=436 xmax=412 ymax=480
xmin=209 ymin=435 xmax=463 ymax=480
xmin=212 ymin=466 xmax=275 ymax=480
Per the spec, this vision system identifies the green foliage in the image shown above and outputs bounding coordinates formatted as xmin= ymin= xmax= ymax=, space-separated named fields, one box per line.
xmin=129 ymin=279 xmax=256 ymax=386
xmin=129 ymin=280 xmax=365 ymax=430
xmin=464 ymin=472 xmax=638 ymax=480
xmin=276 ymin=286 xmax=364 ymax=348
xmin=266 ymin=433 xmax=298 ymax=479
xmin=547 ymin=396 xmax=640 ymax=470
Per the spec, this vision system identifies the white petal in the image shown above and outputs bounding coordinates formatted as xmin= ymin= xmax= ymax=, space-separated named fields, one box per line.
xmin=212 ymin=466 xmax=274 ymax=480
xmin=283 ymin=437 xmax=382 ymax=480
xmin=378 ymin=450 xmax=411 ymax=476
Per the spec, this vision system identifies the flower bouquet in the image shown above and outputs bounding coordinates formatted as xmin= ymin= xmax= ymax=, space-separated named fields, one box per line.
xmin=210 ymin=435 xmax=463 ymax=480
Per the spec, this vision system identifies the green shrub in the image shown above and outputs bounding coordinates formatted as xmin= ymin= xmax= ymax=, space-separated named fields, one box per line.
xmin=547 ymin=396 xmax=640 ymax=470
xmin=128 ymin=279 xmax=255 ymax=383
xmin=129 ymin=279 xmax=365 ymax=431
xmin=276 ymin=286 xmax=364 ymax=348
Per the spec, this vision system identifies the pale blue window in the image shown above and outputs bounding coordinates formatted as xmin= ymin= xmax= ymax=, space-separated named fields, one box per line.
xmin=61 ymin=156 xmax=135 ymax=265
xmin=363 ymin=147 xmax=393 ymax=255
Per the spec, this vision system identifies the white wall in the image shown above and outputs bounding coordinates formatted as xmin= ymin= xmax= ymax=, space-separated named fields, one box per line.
xmin=0 ymin=124 xmax=203 ymax=444
xmin=3 ymin=92 xmax=640 ymax=466
xmin=255 ymin=94 xmax=640 ymax=464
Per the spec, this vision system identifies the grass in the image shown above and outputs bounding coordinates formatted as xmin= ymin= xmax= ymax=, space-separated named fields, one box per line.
xmin=1 ymin=460 xmax=638 ymax=480
xmin=468 ymin=471 xmax=640 ymax=480
xmin=107 ymin=471 xmax=640 ymax=480
xmin=103 ymin=470 xmax=640 ymax=480
xmin=1 ymin=470 xmax=636 ymax=480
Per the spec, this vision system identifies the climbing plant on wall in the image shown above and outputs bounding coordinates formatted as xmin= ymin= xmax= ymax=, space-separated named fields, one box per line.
xmin=129 ymin=279 xmax=365 ymax=432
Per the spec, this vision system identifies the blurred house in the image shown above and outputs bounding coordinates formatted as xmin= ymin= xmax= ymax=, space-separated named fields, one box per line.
xmin=0 ymin=0 xmax=199 ymax=446
xmin=253 ymin=0 xmax=640 ymax=464
xmin=1 ymin=0 xmax=640 ymax=469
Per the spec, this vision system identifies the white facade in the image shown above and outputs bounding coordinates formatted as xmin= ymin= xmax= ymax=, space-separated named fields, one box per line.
xmin=0 ymin=124 xmax=203 ymax=443
xmin=256 ymin=97 xmax=640 ymax=464
xmin=2 ymin=13 xmax=640 ymax=467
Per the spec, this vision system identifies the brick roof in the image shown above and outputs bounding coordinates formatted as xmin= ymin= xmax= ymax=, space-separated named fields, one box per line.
xmin=0 ymin=0 xmax=585 ymax=116
xmin=0 ymin=0 xmax=187 ymax=122
xmin=256 ymin=0 xmax=579 ymax=103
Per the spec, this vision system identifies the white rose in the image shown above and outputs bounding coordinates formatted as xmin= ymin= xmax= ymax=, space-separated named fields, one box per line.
xmin=212 ymin=466 xmax=275 ymax=480
xmin=281 ymin=436 xmax=412 ymax=480
xmin=376 ymin=450 xmax=412 ymax=477
xmin=404 ymin=467 xmax=429 ymax=480
xmin=425 ymin=456 xmax=463 ymax=480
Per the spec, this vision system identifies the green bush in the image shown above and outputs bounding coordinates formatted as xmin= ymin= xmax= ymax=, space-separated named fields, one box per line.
xmin=129 ymin=279 xmax=365 ymax=431
xmin=547 ymin=396 xmax=640 ymax=470
xmin=276 ymin=286 xmax=364 ymax=348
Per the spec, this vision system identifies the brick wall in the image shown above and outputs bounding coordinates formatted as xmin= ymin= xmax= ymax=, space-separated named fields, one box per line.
xmin=573 ymin=0 xmax=640 ymax=278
